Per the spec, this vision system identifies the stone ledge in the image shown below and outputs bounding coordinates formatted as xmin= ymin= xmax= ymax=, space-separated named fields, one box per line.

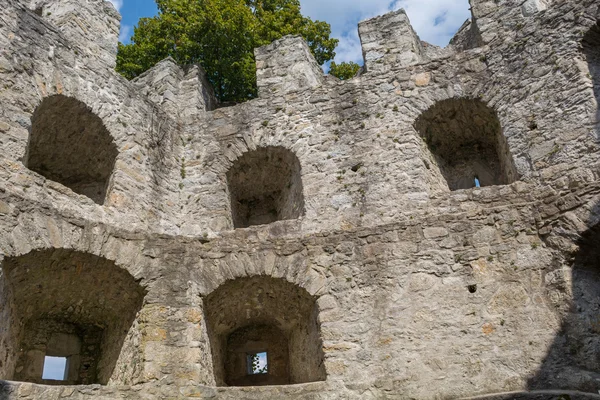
xmin=3 ymin=381 xmax=600 ymax=400
xmin=461 ymin=390 xmax=600 ymax=400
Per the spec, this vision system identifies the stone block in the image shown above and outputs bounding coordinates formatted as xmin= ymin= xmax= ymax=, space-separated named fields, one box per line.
xmin=255 ymin=35 xmax=324 ymax=97
xmin=358 ymin=9 xmax=423 ymax=73
xmin=522 ymin=0 xmax=549 ymax=17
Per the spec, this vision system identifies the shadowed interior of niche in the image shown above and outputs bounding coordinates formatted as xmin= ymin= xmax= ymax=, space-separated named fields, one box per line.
xmin=204 ymin=276 xmax=326 ymax=387
xmin=24 ymin=95 xmax=118 ymax=205
xmin=582 ymin=19 xmax=600 ymax=138
xmin=226 ymin=146 xmax=305 ymax=228
xmin=415 ymin=98 xmax=518 ymax=191
xmin=0 ymin=249 xmax=146 ymax=385
xmin=528 ymin=217 xmax=600 ymax=392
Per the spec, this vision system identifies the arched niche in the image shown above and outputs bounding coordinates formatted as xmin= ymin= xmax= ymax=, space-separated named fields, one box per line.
xmin=569 ymin=224 xmax=600 ymax=372
xmin=204 ymin=276 xmax=326 ymax=386
xmin=226 ymin=146 xmax=305 ymax=228
xmin=583 ymin=20 xmax=600 ymax=104
xmin=0 ymin=249 xmax=145 ymax=385
xmin=530 ymin=221 xmax=600 ymax=389
xmin=24 ymin=95 xmax=118 ymax=205
xmin=415 ymin=98 xmax=518 ymax=191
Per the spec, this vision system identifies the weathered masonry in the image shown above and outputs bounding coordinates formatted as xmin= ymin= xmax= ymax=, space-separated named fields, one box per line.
xmin=1 ymin=0 xmax=600 ymax=399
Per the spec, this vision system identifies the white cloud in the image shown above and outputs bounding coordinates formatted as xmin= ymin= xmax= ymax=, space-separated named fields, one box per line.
xmin=119 ymin=24 xmax=132 ymax=43
xmin=107 ymin=0 xmax=123 ymax=11
xmin=300 ymin=0 xmax=471 ymax=64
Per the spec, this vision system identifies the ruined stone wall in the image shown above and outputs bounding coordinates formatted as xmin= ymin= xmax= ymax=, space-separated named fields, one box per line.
xmin=1 ymin=0 xmax=600 ymax=398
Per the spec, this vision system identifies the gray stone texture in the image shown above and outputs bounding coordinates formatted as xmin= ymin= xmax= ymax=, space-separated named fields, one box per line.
xmin=0 ymin=0 xmax=600 ymax=398
xmin=359 ymin=9 xmax=425 ymax=73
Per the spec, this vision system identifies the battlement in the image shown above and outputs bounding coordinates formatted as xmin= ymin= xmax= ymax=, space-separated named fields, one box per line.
xmin=1 ymin=0 xmax=600 ymax=398
xmin=255 ymin=35 xmax=325 ymax=96
xmin=358 ymin=9 xmax=424 ymax=73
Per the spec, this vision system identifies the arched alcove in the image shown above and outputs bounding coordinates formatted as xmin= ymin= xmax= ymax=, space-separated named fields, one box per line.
xmin=25 ymin=95 xmax=118 ymax=205
xmin=415 ymin=98 xmax=518 ymax=191
xmin=226 ymin=146 xmax=305 ymax=228
xmin=0 ymin=249 xmax=145 ymax=385
xmin=204 ymin=276 xmax=326 ymax=386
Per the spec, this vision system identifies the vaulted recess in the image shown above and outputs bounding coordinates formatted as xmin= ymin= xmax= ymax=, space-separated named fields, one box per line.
xmin=415 ymin=98 xmax=518 ymax=191
xmin=570 ymin=224 xmax=600 ymax=372
xmin=25 ymin=95 xmax=118 ymax=204
xmin=533 ymin=222 xmax=600 ymax=379
xmin=204 ymin=276 xmax=326 ymax=387
xmin=583 ymin=20 xmax=600 ymax=104
xmin=0 ymin=249 xmax=145 ymax=385
xmin=226 ymin=146 xmax=305 ymax=228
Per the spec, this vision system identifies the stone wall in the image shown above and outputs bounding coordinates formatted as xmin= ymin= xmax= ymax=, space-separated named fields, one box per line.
xmin=1 ymin=0 xmax=600 ymax=398
xmin=22 ymin=0 xmax=121 ymax=68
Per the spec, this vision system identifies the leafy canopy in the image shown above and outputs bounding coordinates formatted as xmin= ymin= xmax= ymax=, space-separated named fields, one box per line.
xmin=329 ymin=61 xmax=361 ymax=80
xmin=116 ymin=0 xmax=339 ymax=102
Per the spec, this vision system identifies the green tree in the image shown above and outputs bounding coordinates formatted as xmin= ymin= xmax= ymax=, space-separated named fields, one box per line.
xmin=250 ymin=353 xmax=267 ymax=374
xmin=116 ymin=0 xmax=338 ymax=102
xmin=329 ymin=61 xmax=361 ymax=80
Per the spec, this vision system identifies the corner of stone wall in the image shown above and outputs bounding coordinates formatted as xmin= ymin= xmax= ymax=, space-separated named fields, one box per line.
xmin=180 ymin=64 xmax=218 ymax=116
xmin=358 ymin=9 xmax=424 ymax=73
xmin=449 ymin=19 xmax=484 ymax=51
xmin=25 ymin=0 xmax=121 ymax=68
xmin=468 ymin=0 xmax=550 ymax=44
xmin=467 ymin=0 xmax=553 ymax=45
xmin=467 ymin=0 xmax=500 ymax=45
xmin=133 ymin=58 xmax=217 ymax=119
xmin=255 ymin=35 xmax=325 ymax=97
xmin=132 ymin=58 xmax=185 ymax=115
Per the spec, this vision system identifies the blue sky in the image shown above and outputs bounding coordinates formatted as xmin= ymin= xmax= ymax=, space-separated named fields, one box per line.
xmin=109 ymin=0 xmax=471 ymax=65
xmin=42 ymin=356 xmax=67 ymax=381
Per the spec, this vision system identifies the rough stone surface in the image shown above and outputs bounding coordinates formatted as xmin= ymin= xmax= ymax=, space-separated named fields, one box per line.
xmin=522 ymin=0 xmax=549 ymax=17
xmin=1 ymin=0 xmax=600 ymax=398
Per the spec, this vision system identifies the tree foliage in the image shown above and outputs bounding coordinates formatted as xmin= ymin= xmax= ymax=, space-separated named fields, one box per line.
xmin=250 ymin=353 xmax=267 ymax=374
xmin=329 ymin=61 xmax=361 ymax=80
xmin=116 ymin=0 xmax=338 ymax=102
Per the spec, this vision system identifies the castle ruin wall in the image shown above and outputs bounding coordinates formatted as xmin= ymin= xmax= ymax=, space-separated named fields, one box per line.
xmin=1 ymin=0 xmax=600 ymax=398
